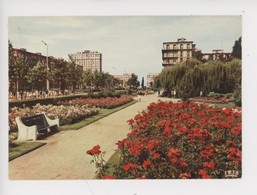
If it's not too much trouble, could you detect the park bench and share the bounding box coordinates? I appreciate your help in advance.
[15,113,59,141]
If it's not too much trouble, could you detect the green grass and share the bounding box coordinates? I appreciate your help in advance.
[9,142,46,161]
[205,101,237,108]
[59,100,137,130]
[94,149,121,179]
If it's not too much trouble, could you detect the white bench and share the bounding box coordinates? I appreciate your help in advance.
[15,113,59,141]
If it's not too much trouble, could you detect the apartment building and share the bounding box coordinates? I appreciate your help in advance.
[202,49,232,62]
[113,73,133,88]
[13,48,50,68]
[162,38,196,67]
[147,73,159,88]
[71,50,102,72]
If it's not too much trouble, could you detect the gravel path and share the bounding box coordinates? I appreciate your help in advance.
[9,93,179,180]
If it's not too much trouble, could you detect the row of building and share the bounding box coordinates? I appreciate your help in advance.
[12,37,232,89]
[147,38,233,87]
[162,37,232,67]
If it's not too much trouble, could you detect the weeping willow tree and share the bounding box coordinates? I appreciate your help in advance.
[156,58,241,101]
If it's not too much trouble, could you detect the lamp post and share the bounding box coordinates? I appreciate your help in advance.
[41,40,49,91]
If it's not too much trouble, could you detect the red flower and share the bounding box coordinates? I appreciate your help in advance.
[143,160,151,168]
[179,173,192,179]
[153,153,160,159]
[228,147,242,164]
[198,169,208,176]
[86,145,101,155]
[203,161,215,170]
[123,163,134,172]
[103,175,115,179]
[123,163,139,171]
[202,175,211,179]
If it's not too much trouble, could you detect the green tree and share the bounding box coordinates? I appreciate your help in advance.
[26,61,47,91]
[127,73,139,88]
[157,59,241,100]
[141,77,144,89]
[49,58,69,91]
[9,42,29,98]
[82,69,94,91]
[232,37,242,59]
[66,61,83,93]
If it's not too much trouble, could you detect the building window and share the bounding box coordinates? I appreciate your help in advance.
[180,44,183,49]
[173,44,176,49]
[180,52,183,57]
[166,45,170,49]
[187,44,190,49]
[187,51,190,57]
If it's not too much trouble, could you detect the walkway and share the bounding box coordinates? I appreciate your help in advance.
[9,93,179,180]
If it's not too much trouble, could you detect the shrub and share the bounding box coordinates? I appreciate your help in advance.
[112,101,241,179]
[57,95,134,109]
[9,103,100,131]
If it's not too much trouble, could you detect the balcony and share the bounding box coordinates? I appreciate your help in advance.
[163,56,179,59]
[162,62,174,67]
[162,48,193,52]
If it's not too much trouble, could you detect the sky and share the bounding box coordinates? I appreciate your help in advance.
[8,16,241,84]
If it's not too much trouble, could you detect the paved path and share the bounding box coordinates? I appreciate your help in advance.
[9,93,179,180]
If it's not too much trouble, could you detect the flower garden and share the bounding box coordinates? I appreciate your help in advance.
[9,95,134,142]
[88,100,242,179]
[189,96,234,104]
[57,95,134,109]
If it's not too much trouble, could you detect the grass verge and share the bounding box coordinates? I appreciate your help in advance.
[59,100,137,130]
[205,101,237,108]
[94,149,121,179]
[9,142,46,161]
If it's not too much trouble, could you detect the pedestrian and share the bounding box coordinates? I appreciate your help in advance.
[174,89,176,98]
[138,91,142,102]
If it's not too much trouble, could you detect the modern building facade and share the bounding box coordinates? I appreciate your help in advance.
[71,50,102,72]
[202,49,232,62]
[113,73,133,88]
[162,38,197,67]
[147,73,159,88]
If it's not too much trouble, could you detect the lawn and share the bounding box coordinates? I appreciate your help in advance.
[59,100,137,130]
[9,142,46,161]
[9,100,137,160]
[205,101,237,108]
[94,149,121,179]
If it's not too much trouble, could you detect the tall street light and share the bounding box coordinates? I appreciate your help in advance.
[41,40,49,91]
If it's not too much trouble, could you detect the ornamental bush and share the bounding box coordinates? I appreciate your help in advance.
[112,101,241,179]
[57,95,134,109]
[9,103,100,131]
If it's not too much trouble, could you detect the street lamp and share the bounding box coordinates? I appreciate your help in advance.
[41,40,49,91]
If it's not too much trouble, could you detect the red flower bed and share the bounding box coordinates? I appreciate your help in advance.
[189,97,234,104]
[57,95,133,109]
[112,101,241,179]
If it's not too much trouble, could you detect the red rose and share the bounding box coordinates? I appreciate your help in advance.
[143,160,151,168]
[103,175,115,179]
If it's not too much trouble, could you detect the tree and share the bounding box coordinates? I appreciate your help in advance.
[49,58,69,91]
[141,77,144,89]
[157,59,241,100]
[26,61,47,91]
[9,41,29,98]
[127,73,139,88]
[82,69,94,91]
[66,61,83,93]
[232,37,242,59]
